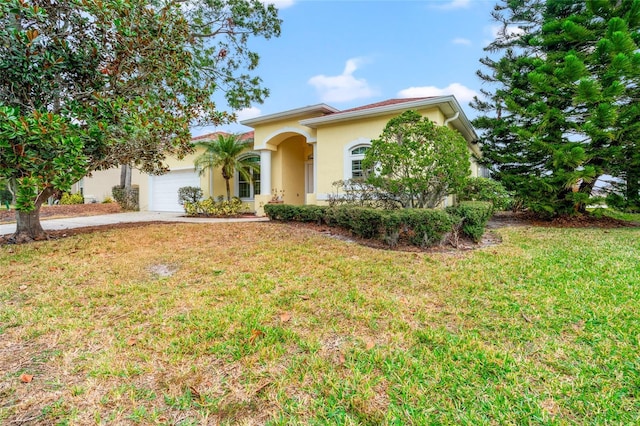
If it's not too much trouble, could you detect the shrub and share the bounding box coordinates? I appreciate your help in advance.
[264,203,298,221]
[102,196,114,204]
[380,210,403,247]
[332,206,384,239]
[60,192,84,205]
[293,205,328,223]
[178,186,203,206]
[398,208,459,247]
[112,185,139,210]
[447,201,494,243]
[184,197,247,217]
[458,177,512,211]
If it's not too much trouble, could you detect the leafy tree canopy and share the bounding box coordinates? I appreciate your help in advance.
[473,0,640,217]
[0,0,280,241]
[362,110,470,209]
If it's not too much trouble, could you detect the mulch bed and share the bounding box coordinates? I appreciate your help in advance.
[0,203,122,224]
[490,210,640,229]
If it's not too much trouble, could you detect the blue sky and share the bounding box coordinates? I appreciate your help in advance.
[193,0,500,136]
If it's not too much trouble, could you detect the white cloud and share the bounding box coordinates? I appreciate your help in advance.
[483,24,525,46]
[489,24,525,39]
[431,0,471,10]
[261,0,295,9]
[452,37,471,46]
[308,58,378,103]
[235,106,262,121]
[481,24,524,47]
[397,83,478,103]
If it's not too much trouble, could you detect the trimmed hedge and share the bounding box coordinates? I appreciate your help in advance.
[397,208,458,247]
[294,205,329,223]
[447,201,494,243]
[264,203,328,223]
[329,206,385,239]
[264,203,491,248]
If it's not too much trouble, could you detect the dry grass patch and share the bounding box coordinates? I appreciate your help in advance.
[1,222,639,424]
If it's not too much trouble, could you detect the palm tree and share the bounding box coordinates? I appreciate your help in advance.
[194,133,259,201]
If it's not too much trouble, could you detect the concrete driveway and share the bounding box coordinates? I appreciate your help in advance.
[0,211,268,236]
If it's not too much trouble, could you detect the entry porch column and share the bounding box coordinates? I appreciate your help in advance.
[259,149,272,197]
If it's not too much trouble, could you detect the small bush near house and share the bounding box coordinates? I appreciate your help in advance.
[447,201,494,243]
[112,185,139,211]
[263,203,297,221]
[324,206,386,239]
[60,192,84,205]
[178,186,203,205]
[263,204,329,223]
[102,196,114,204]
[458,177,512,211]
[290,205,328,224]
[398,208,459,247]
[184,197,248,217]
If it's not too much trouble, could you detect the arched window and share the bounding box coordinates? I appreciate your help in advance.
[236,155,261,199]
[343,138,372,180]
[349,145,369,179]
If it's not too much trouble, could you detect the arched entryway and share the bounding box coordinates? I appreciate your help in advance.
[257,128,315,208]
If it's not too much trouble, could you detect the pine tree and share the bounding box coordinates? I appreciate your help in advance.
[473,0,640,216]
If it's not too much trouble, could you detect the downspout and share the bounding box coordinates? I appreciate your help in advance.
[444,111,459,127]
[444,111,462,207]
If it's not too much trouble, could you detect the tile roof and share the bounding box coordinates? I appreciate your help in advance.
[191,130,254,142]
[335,97,435,115]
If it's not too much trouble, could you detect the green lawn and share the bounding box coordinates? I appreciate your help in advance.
[590,207,640,223]
[1,222,639,424]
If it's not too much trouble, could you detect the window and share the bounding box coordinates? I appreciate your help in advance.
[237,155,260,199]
[343,138,372,180]
[350,145,369,179]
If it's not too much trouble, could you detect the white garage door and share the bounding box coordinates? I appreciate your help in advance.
[150,169,200,212]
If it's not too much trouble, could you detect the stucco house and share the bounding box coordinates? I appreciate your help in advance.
[80,96,481,215]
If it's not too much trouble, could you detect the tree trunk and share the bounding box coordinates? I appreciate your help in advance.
[120,164,127,187]
[578,180,595,214]
[225,178,231,201]
[6,179,16,205]
[10,187,53,243]
[120,164,132,189]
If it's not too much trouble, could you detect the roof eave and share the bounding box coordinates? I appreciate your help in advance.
[298,97,451,128]
[299,95,479,143]
[240,104,339,127]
